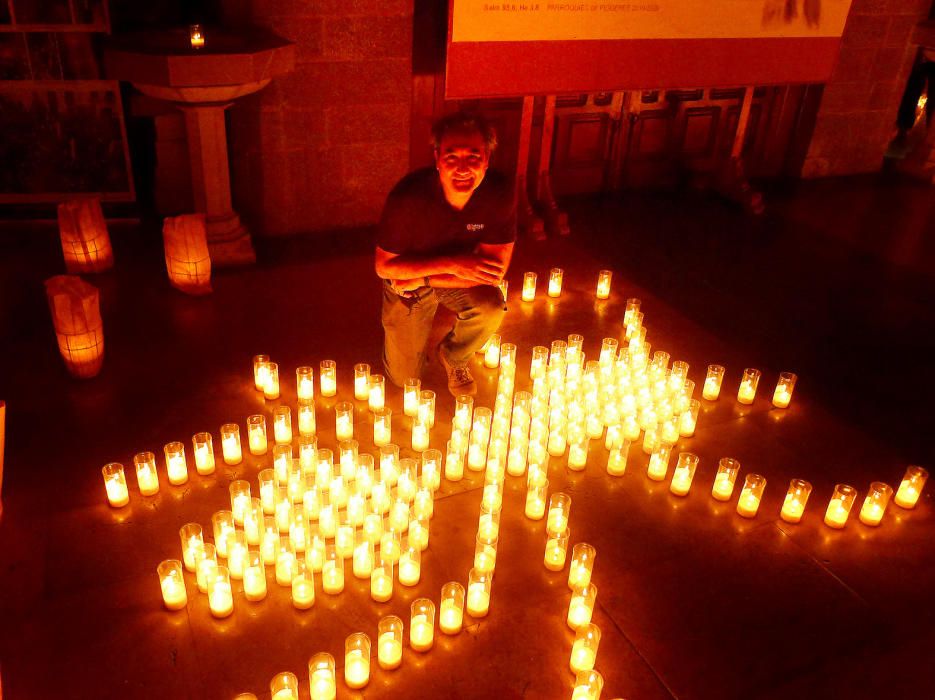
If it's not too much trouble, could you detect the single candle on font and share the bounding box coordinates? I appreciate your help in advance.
[736,473,767,518]
[220,423,243,465]
[522,271,537,302]
[894,465,928,509]
[247,414,268,456]
[344,633,371,690]
[772,371,797,408]
[596,270,612,299]
[859,481,893,526]
[439,581,465,634]
[378,615,404,670]
[410,598,435,652]
[192,431,216,475]
[133,451,160,496]
[157,559,187,610]
[308,653,336,700]
[269,672,299,700]
[780,479,812,523]
[570,623,601,674]
[466,568,492,617]
[189,23,204,48]
[712,457,740,501]
[544,528,570,571]
[824,483,858,529]
[319,360,337,397]
[548,267,564,297]
[102,462,129,507]
[568,543,596,589]
[737,368,761,405]
[525,479,549,520]
[567,583,597,631]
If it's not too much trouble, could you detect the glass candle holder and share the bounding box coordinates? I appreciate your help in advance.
[270,672,299,700]
[669,452,699,496]
[219,423,243,465]
[378,615,404,670]
[473,534,498,574]
[370,556,394,602]
[568,542,596,590]
[190,431,215,475]
[547,492,571,535]
[334,519,355,559]
[402,377,421,417]
[299,435,318,471]
[380,529,402,564]
[368,374,386,412]
[339,439,358,481]
[418,390,436,428]
[859,482,892,527]
[525,479,549,520]
[567,582,597,630]
[322,545,345,594]
[596,269,612,299]
[244,497,263,544]
[623,297,641,325]
[275,536,297,586]
[163,442,188,486]
[244,550,267,601]
[625,311,643,341]
[344,633,371,690]
[329,401,352,441]
[189,23,204,48]
[607,441,630,477]
[195,543,217,593]
[353,533,375,579]
[421,449,442,491]
[291,561,315,609]
[894,465,928,509]
[712,457,740,502]
[263,362,280,400]
[411,416,430,452]
[352,363,371,402]
[737,473,767,518]
[824,484,858,529]
[478,506,500,541]
[439,581,465,634]
[484,333,502,368]
[370,406,391,447]
[247,415,268,456]
[179,522,204,572]
[273,406,293,445]
[702,364,725,400]
[772,372,797,408]
[102,462,129,507]
[679,399,700,438]
[522,271,537,302]
[568,437,589,470]
[157,559,187,611]
[297,402,317,437]
[379,444,400,485]
[737,368,761,404]
[256,468,275,514]
[572,670,604,700]
[227,530,249,580]
[466,567,492,618]
[229,479,251,524]
[398,544,421,586]
[410,598,435,652]
[530,345,550,380]
[134,451,160,496]
[319,360,337,397]
[647,443,673,481]
[413,487,435,521]
[544,528,570,571]
[208,565,234,618]
[781,479,812,523]
[275,486,293,533]
[253,354,270,390]
[308,653,336,700]
[548,267,564,297]
[296,365,315,402]
[306,531,326,572]
[570,623,601,674]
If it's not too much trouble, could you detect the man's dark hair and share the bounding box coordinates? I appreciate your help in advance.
[431,111,498,154]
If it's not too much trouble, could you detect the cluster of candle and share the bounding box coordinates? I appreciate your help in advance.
[519,268,615,302]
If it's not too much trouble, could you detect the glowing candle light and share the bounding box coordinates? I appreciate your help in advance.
[291,561,315,609]
[894,465,927,509]
[547,267,564,297]
[478,506,500,541]
[623,297,641,326]
[350,362,370,402]
[398,458,418,501]
[229,479,251,524]
[484,333,501,368]
[322,545,344,594]
[544,528,570,571]
[133,451,160,496]
[244,497,263,544]
[157,559,187,610]
[737,473,767,518]
[522,271,537,302]
[334,401,354,441]
[857,481,891,526]
[227,531,249,579]
[737,368,761,404]
[308,653,336,700]
[335,520,355,559]
[595,269,612,299]
[547,492,571,535]
[299,435,318,471]
[195,543,217,593]
[246,415,268,456]
[319,360,337,397]
[380,530,402,564]
[607,441,630,476]
[410,599,435,652]
[567,583,597,631]
[220,423,242,465]
[353,535,374,579]
[368,374,385,412]
[413,487,435,521]
[344,633,371,689]
[712,457,740,501]
[702,364,725,400]
[647,443,672,481]
[679,399,700,438]
[190,431,215,475]
[263,362,280,400]
[466,568,491,618]
[189,23,204,48]
[473,534,498,574]
[824,484,857,529]
[568,545,597,593]
[570,623,601,674]
[102,463,129,507]
[371,481,392,516]
[572,669,604,700]
[274,486,293,533]
[273,406,292,444]
[275,537,297,586]
[306,531,326,571]
[525,479,549,520]
[208,565,234,618]
[371,557,394,602]
[378,616,404,670]
[411,416,430,452]
[253,354,270,391]
[669,452,699,496]
[179,523,204,572]
[243,550,267,601]
[568,437,589,470]
[270,672,299,700]
[398,544,421,586]
[162,442,188,486]
[400,377,420,417]
[372,406,392,447]
[780,479,812,523]
[296,365,315,401]
[772,372,797,408]
[296,402,316,437]
[439,581,465,634]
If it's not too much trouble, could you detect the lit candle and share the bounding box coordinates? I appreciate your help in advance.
[607,442,630,476]
[567,583,597,630]
[371,560,394,602]
[398,546,421,586]
[373,407,392,447]
[647,443,672,481]
[368,374,385,412]
[737,474,767,518]
[484,333,501,368]
[596,270,612,299]
[572,669,604,700]
[296,365,315,401]
[824,484,857,529]
[275,537,297,586]
[243,551,267,601]
[353,363,370,401]
[702,364,725,400]
[263,362,280,400]
[466,568,491,617]
[679,399,700,438]
[208,566,234,618]
[547,267,564,297]
[247,415,268,456]
[353,538,374,579]
[102,463,129,507]
[335,402,354,441]
[319,360,337,397]
[378,616,404,670]
[308,653,336,700]
[546,492,571,535]
[380,530,401,564]
[737,368,761,404]
[133,451,160,496]
[409,599,435,652]
[322,547,345,594]
[772,372,797,408]
[478,508,500,540]
[344,633,371,689]
[440,582,465,634]
[780,479,812,523]
[894,465,927,509]
[522,271,537,302]
[273,406,292,444]
[253,354,270,390]
[473,536,497,574]
[544,529,569,571]
[669,452,699,496]
[712,457,740,501]
[859,482,892,526]
[567,543,596,589]
[220,423,242,465]
[291,562,315,609]
[403,377,421,417]
[568,437,589,470]
[227,531,249,579]
[298,402,316,436]
[229,479,251,524]
[525,480,548,520]
[270,672,299,700]
[195,543,217,593]
[569,623,600,674]
[179,523,204,572]
[412,417,430,452]
[190,431,215,475]
[157,560,187,611]
[189,24,204,48]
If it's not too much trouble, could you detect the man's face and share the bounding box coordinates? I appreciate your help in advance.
[435,129,490,201]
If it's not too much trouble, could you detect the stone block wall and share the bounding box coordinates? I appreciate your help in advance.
[227,1,414,235]
[803,0,933,177]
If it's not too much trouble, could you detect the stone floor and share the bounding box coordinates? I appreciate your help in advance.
[0,174,933,699]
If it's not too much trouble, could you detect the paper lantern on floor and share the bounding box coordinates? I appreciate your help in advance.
[45,275,104,378]
[57,198,114,274]
[163,214,212,295]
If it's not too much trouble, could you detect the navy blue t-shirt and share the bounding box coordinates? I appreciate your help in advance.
[377,167,516,256]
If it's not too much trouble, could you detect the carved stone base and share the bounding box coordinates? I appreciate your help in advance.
[206,212,256,266]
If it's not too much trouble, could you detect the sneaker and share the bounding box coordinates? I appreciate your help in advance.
[437,342,477,396]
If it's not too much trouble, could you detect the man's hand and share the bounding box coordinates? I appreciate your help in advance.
[447,253,505,285]
[389,278,423,295]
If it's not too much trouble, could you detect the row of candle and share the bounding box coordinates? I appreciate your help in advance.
[518,268,615,302]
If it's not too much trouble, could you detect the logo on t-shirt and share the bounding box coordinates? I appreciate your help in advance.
[466,223,485,231]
